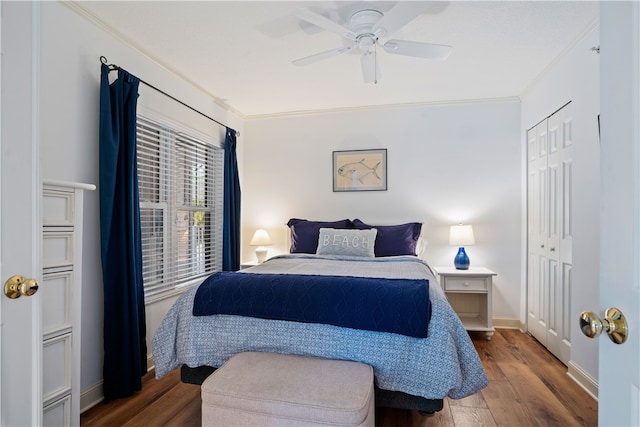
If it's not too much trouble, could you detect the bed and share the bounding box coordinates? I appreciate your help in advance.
[152,248,488,413]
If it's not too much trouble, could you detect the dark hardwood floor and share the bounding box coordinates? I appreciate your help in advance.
[81,329,597,426]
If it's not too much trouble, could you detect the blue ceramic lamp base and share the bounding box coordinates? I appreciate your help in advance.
[454,247,470,270]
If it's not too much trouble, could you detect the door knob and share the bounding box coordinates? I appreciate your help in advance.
[3,275,39,299]
[579,307,628,344]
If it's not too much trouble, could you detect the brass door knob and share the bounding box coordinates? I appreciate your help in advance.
[579,307,628,344]
[3,275,39,299]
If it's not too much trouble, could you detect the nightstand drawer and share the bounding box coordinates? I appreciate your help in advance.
[444,277,488,291]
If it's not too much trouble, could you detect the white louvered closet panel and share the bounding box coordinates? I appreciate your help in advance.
[42,180,95,426]
[527,103,573,365]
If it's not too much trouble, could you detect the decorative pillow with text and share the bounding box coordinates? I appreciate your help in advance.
[316,228,378,257]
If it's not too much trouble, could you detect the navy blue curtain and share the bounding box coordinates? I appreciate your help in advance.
[99,63,147,400]
[223,127,241,271]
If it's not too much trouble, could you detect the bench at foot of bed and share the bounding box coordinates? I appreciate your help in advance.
[181,362,444,415]
[200,352,374,426]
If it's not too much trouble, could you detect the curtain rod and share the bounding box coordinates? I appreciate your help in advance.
[100,56,239,137]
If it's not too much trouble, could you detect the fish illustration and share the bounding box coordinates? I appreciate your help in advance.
[337,159,381,183]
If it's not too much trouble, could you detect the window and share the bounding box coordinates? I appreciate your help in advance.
[137,115,224,299]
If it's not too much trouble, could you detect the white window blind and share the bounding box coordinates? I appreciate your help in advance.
[137,115,224,299]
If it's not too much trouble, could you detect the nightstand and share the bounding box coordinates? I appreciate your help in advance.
[240,260,260,269]
[433,266,496,340]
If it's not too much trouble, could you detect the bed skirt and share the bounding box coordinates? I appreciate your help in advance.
[180,364,444,413]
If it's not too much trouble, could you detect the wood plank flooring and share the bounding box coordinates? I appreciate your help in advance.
[81,329,597,426]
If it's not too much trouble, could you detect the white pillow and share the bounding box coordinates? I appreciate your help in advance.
[316,228,377,257]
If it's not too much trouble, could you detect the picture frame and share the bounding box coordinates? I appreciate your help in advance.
[333,149,387,192]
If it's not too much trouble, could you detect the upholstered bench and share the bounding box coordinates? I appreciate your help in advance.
[201,352,375,426]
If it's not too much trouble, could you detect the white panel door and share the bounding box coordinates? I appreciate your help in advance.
[598,2,640,425]
[527,103,573,366]
[528,122,549,341]
[0,2,42,426]
[545,110,561,354]
[557,105,573,364]
[546,105,573,365]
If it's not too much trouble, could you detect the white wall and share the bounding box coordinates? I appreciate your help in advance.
[243,100,522,322]
[520,25,600,386]
[39,2,244,407]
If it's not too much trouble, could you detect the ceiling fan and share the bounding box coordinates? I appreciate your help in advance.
[292,2,452,84]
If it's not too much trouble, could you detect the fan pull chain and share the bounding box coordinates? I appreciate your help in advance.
[374,43,378,85]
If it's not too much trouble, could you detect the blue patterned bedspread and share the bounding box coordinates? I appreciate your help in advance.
[152,254,488,400]
[193,272,431,338]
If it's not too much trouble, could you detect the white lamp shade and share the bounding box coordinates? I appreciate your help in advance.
[449,224,475,246]
[250,229,272,246]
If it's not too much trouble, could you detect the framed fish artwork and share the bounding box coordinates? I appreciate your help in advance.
[333,149,387,192]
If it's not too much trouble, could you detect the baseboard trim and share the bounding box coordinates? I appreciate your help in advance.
[567,360,598,401]
[493,317,523,330]
[81,356,155,414]
[80,381,104,414]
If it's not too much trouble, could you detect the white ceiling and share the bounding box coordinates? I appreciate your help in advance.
[77,1,599,118]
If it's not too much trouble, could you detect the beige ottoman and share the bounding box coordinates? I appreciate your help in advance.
[201,352,375,426]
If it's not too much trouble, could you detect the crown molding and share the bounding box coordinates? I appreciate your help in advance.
[244,96,521,120]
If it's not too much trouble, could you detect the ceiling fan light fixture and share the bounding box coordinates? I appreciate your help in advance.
[357,34,376,52]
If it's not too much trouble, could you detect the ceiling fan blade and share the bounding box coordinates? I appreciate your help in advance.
[292,45,353,66]
[372,2,433,38]
[360,50,380,84]
[295,8,356,40]
[383,39,452,60]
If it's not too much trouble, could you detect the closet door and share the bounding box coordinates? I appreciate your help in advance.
[527,103,573,366]
[527,121,549,342]
[545,105,573,364]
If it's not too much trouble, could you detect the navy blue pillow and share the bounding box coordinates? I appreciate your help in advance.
[287,218,353,254]
[352,219,422,257]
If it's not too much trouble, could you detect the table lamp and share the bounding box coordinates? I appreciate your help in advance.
[250,229,272,263]
[449,224,475,270]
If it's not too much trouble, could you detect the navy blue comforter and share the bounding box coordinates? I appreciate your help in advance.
[193,272,431,338]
